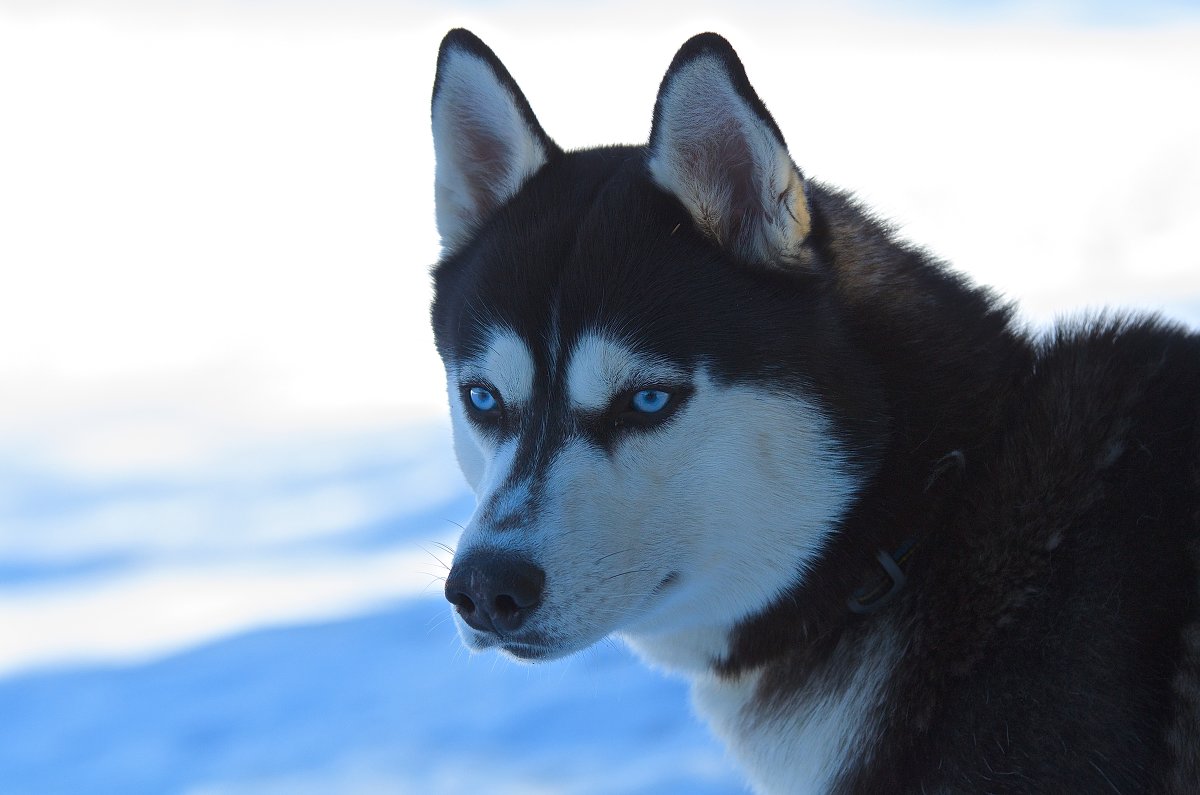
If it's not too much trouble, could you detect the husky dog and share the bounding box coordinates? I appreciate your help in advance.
[429,29,1200,793]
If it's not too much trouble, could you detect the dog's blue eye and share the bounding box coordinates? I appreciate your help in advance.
[468,386,498,412]
[631,389,670,414]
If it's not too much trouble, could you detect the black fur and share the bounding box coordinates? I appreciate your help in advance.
[431,29,1200,793]
[433,29,561,161]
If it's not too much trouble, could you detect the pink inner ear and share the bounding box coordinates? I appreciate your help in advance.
[676,116,764,248]
[456,114,515,219]
[712,120,764,248]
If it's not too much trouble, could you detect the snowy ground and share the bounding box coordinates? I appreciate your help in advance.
[1,1,1199,793]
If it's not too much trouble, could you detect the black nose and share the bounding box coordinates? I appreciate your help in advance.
[444,551,545,635]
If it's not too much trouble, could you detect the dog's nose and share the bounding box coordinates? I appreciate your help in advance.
[444,552,545,635]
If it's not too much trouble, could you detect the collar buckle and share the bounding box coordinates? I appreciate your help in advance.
[847,545,910,615]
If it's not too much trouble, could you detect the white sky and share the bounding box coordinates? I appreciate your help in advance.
[1,1,1198,477]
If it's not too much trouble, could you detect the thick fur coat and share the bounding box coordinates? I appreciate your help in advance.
[430,29,1200,793]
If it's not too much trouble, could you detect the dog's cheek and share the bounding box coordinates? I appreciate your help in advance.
[580,428,705,614]
[448,396,491,493]
[533,440,652,634]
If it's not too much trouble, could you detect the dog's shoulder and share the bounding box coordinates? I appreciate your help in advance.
[991,314,1200,530]
[876,314,1200,792]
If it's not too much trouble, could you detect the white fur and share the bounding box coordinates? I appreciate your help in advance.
[565,332,683,411]
[449,329,873,788]
[692,628,899,795]
[432,48,548,251]
[448,388,486,491]
[648,55,809,264]
[460,329,537,409]
[450,330,859,669]
[446,329,536,492]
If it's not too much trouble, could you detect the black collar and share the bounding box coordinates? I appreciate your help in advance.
[846,449,966,615]
[847,538,918,614]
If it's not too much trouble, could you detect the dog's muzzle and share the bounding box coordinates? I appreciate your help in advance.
[444,551,545,635]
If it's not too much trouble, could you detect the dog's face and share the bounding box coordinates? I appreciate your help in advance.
[431,31,874,665]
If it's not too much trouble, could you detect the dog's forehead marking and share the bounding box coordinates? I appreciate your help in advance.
[461,328,536,406]
[566,332,683,411]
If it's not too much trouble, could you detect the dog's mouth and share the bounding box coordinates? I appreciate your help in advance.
[499,640,557,661]
[455,568,685,660]
[495,633,588,662]
[460,624,567,661]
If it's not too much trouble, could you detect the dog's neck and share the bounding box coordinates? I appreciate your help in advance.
[621,624,735,677]
[621,441,969,681]
[625,589,907,795]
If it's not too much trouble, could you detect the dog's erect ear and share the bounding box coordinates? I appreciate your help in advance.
[432,29,560,252]
[648,34,811,265]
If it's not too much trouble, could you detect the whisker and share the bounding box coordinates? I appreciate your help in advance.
[417,542,452,571]
[419,575,447,596]
[602,568,656,583]
[593,547,636,565]
[582,605,659,622]
[426,613,455,633]
[416,570,448,582]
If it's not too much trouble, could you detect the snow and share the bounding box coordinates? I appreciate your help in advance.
[0,602,741,795]
[1,1,1198,793]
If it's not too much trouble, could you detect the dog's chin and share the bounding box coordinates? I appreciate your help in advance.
[497,631,607,662]
[456,624,586,662]
[497,641,566,662]
[456,620,609,663]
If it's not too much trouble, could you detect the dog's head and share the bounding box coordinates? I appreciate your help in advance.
[430,30,878,667]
